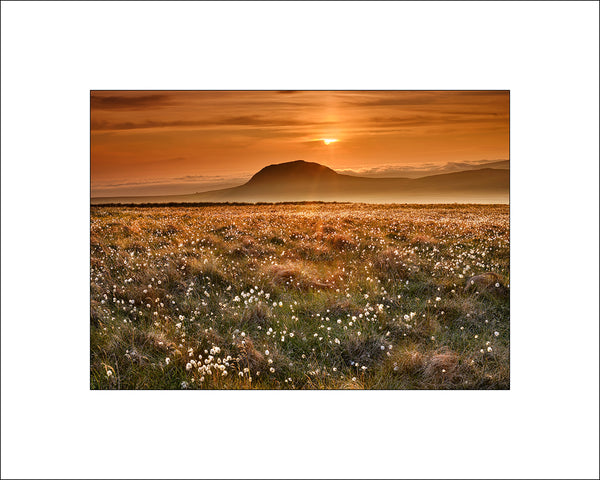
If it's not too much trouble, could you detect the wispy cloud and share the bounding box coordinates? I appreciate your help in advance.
[336,159,509,179]
[91,115,334,131]
[92,172,252,196]
[343,90,509,107]
[90,93,175,110]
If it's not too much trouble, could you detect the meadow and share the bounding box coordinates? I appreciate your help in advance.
[90,203,509,389]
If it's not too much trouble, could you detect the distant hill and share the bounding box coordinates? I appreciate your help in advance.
[246,160,340,184]
[91,159,509,204]
[476,159,509,170]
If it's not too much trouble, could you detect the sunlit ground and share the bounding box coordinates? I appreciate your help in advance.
[90,203,509,389]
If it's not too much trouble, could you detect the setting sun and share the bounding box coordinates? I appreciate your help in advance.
[322,138,338,145]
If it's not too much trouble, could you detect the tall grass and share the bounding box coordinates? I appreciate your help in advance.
[90,203,510,389]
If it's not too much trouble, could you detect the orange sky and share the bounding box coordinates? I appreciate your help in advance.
[91,90,509,196]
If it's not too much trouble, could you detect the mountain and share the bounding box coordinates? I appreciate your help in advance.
[91,160,509,204]
[246,160,340,185]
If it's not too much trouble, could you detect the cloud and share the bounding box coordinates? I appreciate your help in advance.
[92,173,252,196]
[345,96,440,107]
[95,173,245,188]
[90,115,334,131]
[90,94,174,110]
[343,91,509,107]
[336,159,509,179]
[364,112,506,129]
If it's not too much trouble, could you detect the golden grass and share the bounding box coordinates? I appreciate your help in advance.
[90,203,510,390]
[265,262,333,290]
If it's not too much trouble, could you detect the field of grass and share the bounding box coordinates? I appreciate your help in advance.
[90,203,509,389]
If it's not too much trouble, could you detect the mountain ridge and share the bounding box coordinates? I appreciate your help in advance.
[92,159,509,204]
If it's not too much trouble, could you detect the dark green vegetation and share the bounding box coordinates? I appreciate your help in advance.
[91,203,509,389]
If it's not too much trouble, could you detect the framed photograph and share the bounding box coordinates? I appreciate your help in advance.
[3,2,597,478]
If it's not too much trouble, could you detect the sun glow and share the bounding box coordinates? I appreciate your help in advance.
[322,138,338,145]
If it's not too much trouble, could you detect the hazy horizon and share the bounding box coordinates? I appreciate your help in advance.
[92,157,509,198]
[91,90,509,199]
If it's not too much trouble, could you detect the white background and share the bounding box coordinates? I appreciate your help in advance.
[1,2,598,479]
